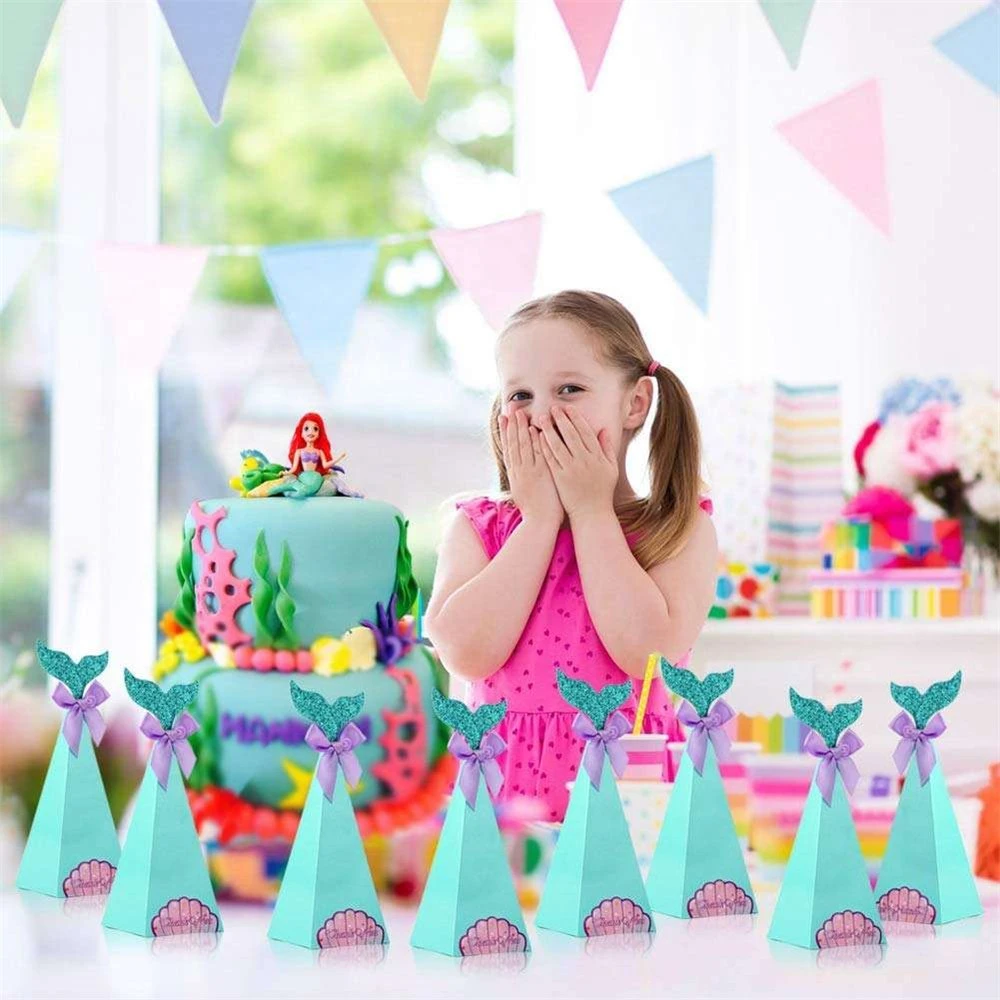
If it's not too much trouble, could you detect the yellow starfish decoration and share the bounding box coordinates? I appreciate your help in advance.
[277,756,365,809]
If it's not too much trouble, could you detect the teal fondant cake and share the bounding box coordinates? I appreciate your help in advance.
[153,414,450,898]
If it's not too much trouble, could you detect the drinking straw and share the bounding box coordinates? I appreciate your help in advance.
[632,653,658,735]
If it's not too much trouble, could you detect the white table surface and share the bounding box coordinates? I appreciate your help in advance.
[3,885,998,1000]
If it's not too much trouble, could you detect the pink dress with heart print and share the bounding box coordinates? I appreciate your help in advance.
[455,495,713,822]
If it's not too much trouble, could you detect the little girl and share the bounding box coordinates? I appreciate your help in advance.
[425,291,717,821]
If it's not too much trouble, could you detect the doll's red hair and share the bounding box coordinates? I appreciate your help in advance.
[288,412,332,470]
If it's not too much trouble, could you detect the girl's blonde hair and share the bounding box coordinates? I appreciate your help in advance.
[489,290,703,570]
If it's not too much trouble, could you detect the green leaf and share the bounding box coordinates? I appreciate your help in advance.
[274,541,299,650]
[393,516,420,614]
[432,688,506,750]
[890,671,962,730]
[289,680,364,741]
[555,670,632,729]
[172,524,196,632]
[251,530,276,647]
[35,642,108,699]
[124,669,199,728]
[660,660,734,718]
[789,688,862,748]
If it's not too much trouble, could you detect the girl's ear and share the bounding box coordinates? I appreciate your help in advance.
[624,376,654,431]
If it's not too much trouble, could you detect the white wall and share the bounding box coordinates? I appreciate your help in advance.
[515,0,1000,444]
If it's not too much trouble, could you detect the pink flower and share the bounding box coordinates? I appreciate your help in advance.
[899,404,957,479]
[853,421,881,480]
[842,486,915,540]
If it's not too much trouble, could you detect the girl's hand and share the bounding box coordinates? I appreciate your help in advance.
[539,405,618,520]
[501,410,563,529]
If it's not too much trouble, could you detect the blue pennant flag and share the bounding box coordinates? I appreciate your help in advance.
[758,0,816,70]
[934,3,1000,96]
[157,0,256,123]
[260,240,380,397]
[610,155,715,314]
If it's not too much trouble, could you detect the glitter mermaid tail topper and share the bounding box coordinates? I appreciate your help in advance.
[103,671,222,939]
[536,672,653,938]
[411,693,529,957]
[16,643,121,898]
[646,661,755,920]
[768,690,883,951]
[269,682,388,950]
[875,672,981,925]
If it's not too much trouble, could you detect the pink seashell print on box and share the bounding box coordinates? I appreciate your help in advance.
[582,897,652,937]
[315,909,386,949]
[815,909,883,949]
[458,916,528,956]
[876,886,936,925]
[62,859,117,897]
[686,880,754,918]
[150,896,220,936]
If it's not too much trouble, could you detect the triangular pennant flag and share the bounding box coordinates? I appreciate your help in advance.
[156,0,255,123]
[537,755,653,937]
[269,684,387,950]
[758,0,815,70]
[934,3,1000,96]
[96,243,208,370]
[553,0,624,91]
[0,227,42,310]
[431,213,542,330]
[364,0,450,101]
[874,674,982,925]
[610,156,714,313]
[103,673,222,938]
[0,0,62,127]
[768,692,883,950]
[259,240,379,398]
[16,644,120,899]
[646,663,755,920]
[777,79,891,236]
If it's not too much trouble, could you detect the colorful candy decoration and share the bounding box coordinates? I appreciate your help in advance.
[874,673,982,925]
[268,682,387,950]
[16,642,121,899]
[709,562,779,618]
[646,662,755,920]
[411,693,529,957]
[768,691,883,950]
[536,672,652,938]
[103,673,222,939]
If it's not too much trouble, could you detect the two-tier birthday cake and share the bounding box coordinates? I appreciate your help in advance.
[153,414,453,899]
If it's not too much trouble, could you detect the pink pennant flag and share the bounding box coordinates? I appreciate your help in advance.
[431,213,543,330]
[96,243,208,369]
[776,79,891,235]
[553,0,624,90]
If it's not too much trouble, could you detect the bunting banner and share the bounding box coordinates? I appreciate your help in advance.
[431,213,543,330]
[364,0,450,102]
[609,154,714,314]
[260,240,379,397]
[553,0,624,91]
[757,0,815,70]
[933,3,1000,96]
[96,244,208,370]
[0,227,42,310]
[0,0,63,128]
[777,79,891,236]
[157,0,256,124]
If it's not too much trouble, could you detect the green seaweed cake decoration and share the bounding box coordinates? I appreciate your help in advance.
[660,661,734,719]
[172,525,197,633]
[890,671,962,730]
[251,531,299,650]
[393,516,420,615]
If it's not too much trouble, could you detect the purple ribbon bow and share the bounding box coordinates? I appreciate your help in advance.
[52,681,109,756]
[140,712,199,790]
[573,710,629,790]
[890,711,945,786]
[804,728,863,806]
[677,698,734,775]
[449,731,505,808]
[305,722,366,800]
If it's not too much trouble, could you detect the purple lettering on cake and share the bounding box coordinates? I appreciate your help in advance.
[219,714,371,747]
[220,713,248,742]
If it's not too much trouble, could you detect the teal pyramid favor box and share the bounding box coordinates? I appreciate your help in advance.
[103,671,222,938]
[411,692,529,957]
[268,682,387,949]
[646,663,755,919]
[536,672,653,937]
[768,690,883,950]
[17,643,120,898]
[874,672,982,926]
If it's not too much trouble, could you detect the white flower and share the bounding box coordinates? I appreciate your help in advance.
[863,416,916,496]
[967,478,1000,523]
[955,393,1000,485]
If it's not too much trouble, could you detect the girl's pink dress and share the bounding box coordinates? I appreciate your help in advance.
[456,495,712,822]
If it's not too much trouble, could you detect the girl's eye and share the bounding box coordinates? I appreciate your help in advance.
[558,385,583,395]
[509,391,531,402]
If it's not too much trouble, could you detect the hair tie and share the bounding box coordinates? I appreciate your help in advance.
[647,360,661,376]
